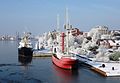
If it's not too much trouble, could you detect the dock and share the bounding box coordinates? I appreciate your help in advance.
[33,50,52,57]
[90,62,120,77]
[79,59,120,77]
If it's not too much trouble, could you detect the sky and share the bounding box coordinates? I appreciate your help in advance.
[0,0,120,35]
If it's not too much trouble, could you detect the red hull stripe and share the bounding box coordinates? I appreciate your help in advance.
[52,54,77,69]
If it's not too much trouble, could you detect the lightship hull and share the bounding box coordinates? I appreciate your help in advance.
[52,54,78,69]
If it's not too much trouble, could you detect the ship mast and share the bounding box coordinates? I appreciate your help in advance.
[65,8,70,55]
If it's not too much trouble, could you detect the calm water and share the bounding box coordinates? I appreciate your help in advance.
[0,41,120,83]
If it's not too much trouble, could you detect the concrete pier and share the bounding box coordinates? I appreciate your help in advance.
[33,50,52,57]
[90,62,120,77]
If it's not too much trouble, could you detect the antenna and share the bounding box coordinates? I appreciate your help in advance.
[65,8,69,30]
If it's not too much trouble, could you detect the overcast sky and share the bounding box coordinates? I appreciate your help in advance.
[0,0,120,35]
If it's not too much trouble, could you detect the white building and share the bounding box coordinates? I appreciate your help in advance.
[88,25,109,42]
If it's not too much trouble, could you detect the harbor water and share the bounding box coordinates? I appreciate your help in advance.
[0,41,120,83]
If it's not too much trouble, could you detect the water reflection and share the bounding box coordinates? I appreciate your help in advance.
[52,64,79,83]
[18,55,32,65]
[18,55,34,82]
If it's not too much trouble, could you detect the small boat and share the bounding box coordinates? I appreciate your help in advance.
[18,32,33,57]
